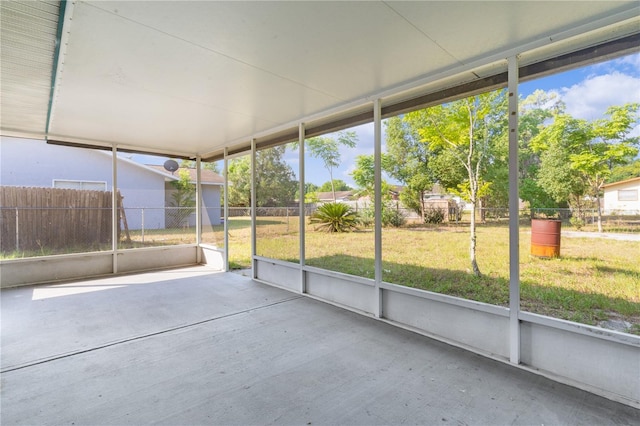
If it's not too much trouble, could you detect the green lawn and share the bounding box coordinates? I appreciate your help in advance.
[243,216,640,333]
[3,215,637,334]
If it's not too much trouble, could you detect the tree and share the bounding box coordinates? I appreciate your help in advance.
[534,125,589,217]
[318,179,351,193]
[254,146,298,207]
[296,182,320,203]
[169,168,196,227]
[227,157,251,207]
[179,159,220,173]
[405,90,508,276]
[532,103,639,231]
[572,103,639,231]
[226,147,298,207]
[384,116,435,221]
[303,131,358,202]
[349,154,393,198]
[609,159,640,183]
[349,154,403,227]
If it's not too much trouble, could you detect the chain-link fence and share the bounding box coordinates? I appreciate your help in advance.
[3,203,637,259]
[0,205,202,257]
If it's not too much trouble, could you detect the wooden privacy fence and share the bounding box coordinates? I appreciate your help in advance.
[0,186,121,253]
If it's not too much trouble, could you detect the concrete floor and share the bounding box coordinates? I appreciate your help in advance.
[1,266,638,425]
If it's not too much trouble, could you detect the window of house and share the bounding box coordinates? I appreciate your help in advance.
[53,179,106,191]
[618,189,638,201]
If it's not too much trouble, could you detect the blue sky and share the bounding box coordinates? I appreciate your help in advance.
[130,52,640,187]
[298,52,640,187]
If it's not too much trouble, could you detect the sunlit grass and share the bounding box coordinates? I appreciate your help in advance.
[2,215,637,333]
[242,217,639,333]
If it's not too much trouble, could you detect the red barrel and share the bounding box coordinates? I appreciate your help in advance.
[531,219,561,258]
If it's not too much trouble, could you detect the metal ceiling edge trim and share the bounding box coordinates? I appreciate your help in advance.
[366,8,640,108]
[382,32,640,119]
[519,32,640,83]
[46,138,194,160]
[45,0,68,135]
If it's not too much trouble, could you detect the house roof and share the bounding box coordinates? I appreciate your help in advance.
[1,1,638,159]
[316,191,354,201]
[602,176,640,189]
[146,165,224,186]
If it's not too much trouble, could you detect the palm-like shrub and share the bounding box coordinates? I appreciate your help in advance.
[310,202,359,233]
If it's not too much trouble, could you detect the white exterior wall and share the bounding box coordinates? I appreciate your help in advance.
[1,137,165,229]
[164,182,221,228]
[603,179,640,214]
[201,184,222,226]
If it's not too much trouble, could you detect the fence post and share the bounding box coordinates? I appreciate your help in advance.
[15,207,19,251]
[141,208,145,243]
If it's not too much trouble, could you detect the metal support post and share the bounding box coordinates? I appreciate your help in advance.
[15,208,19,251]
[250,139,257,279]
[224,148,230,272]
[508,55,521,364]
[196,155,202,263]
[299,122,306,293]
[111,145,118,274]
[374,99,383,318]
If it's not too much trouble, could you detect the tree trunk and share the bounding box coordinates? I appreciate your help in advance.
[329,170,336,203]
[469,198,481,276]
[596,194,603,233]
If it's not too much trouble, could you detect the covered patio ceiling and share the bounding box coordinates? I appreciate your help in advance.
[1,1,639,159]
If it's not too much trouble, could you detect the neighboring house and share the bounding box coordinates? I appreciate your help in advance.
[602,177,640,215]
[0,137,223,229]
[316,191,355,203]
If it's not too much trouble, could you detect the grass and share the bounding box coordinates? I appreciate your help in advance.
[3,215,638,334]
[243,216,640,333]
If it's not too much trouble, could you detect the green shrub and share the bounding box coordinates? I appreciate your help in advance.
[424,207,445,224]
[359,202,406,228]
[570,216,584,230]
[310,202,359,233]
[383,205,406,227]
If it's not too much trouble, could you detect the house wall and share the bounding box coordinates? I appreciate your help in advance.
[603,179,640,214]
[202,185,222,226]
[1,137,165,229]
[164,182,222,228]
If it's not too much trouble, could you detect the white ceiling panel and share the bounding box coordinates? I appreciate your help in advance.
[389,1,637,66]
[2,1,639,157]
[84,1,457,99]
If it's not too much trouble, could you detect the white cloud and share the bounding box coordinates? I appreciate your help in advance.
[560,72,640,120]
[615,52,640,70]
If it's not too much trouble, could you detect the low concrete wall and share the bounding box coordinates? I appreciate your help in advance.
[0,246,198,287]
[0,252,113,287]
[254,259,640,408]
[305,267,376,314]
[520,312,639,407]
[255,257,300,292]
[199,246,225,270]
[117,246,197,273]
[381,283,510,359]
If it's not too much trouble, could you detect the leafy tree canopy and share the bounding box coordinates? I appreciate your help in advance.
[318,179,351,193]
[227,146,298,207]
[179,159,220,173]
[608,159,640,183]
[297,131,358,201]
